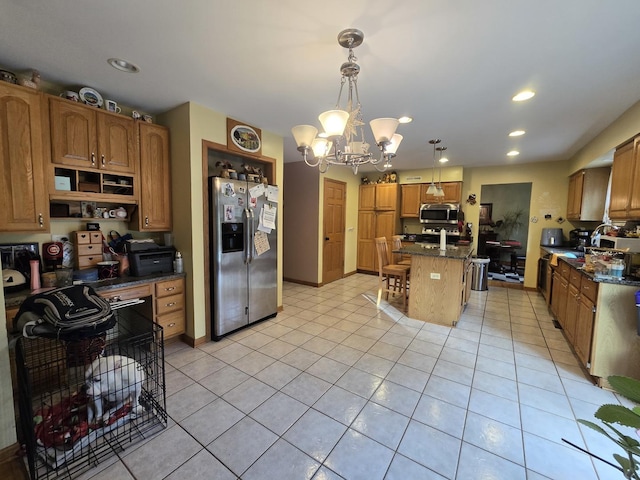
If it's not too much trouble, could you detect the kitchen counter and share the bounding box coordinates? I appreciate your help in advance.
[397,243,474,260]
[395,244,474,327]
[4,272,186,309]
[540,246,640,287]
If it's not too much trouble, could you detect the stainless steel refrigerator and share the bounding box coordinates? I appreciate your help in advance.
[209,176,277,339]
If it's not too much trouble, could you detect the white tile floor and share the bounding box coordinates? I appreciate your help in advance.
[79,274,633,480]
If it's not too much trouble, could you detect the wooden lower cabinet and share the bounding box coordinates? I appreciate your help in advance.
[98,276,185,339]
[564,284,579,344]
[155,277,186,337]
[575,295,595,366]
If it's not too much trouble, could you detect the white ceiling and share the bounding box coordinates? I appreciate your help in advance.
[2,0,640,172]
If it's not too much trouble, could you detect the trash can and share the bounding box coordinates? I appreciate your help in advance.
[471,256,490,291]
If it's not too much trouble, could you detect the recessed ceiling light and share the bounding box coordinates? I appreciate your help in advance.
[509,130,525,137]
[507,150,520,157]
[108,58,140,73]
[398,116,413,124]
[512,90,535,102]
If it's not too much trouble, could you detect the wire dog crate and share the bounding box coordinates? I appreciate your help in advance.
[15,305,167,480]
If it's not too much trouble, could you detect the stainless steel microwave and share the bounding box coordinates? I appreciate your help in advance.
[419,203,461,224]
[598,235,640,253]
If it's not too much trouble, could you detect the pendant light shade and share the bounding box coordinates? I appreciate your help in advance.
[312,138,332,158]
[386,134,403,155]
[319,109,349,137]
[291,125,318,148]
[369,118,400,144]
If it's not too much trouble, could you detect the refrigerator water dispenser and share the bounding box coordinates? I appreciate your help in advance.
[221,223,244,253]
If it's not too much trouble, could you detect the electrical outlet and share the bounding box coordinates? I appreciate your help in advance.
[430,273,441,280]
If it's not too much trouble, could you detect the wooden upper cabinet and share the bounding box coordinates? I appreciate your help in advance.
[401,184,421,217]
[97,113,136,173]
[49,97,136,173]
[359,184,376,210]
[358,183,398,211]
[610,140,634,219]
[422,181,462,204]
[628,138,640,218]
[0,83,48,232]
[566,167,609,221]
[375,184,398,210]
[137,122,171,231]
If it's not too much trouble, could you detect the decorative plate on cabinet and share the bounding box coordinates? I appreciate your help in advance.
[79,87,103,107]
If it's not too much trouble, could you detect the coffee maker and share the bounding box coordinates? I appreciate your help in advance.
[569,228,593,251]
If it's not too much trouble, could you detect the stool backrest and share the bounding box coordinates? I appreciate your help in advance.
[374,237,391,274]
[391,235,403,264]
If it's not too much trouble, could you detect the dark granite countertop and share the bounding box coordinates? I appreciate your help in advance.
[3,272,186,309]
[541,246,640,287]
[396,243,473,260]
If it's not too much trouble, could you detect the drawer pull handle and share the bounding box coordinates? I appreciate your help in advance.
[165,287,176,291]
[101,155,105,167]
[165,302,176,307]
[168,323,176,328]
[91,153,96,166]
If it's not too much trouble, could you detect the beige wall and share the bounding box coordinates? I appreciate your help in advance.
[160,102,283,340]
[282,163,361,284]
[321,168,362,278]
[463,160,571,288]
[569,98,640,173]
[283,162,320,283]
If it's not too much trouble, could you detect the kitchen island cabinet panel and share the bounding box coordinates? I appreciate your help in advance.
[396,244,472,326]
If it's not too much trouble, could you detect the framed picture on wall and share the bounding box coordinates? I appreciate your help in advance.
[479,203,492,225]
[227,118,262,156]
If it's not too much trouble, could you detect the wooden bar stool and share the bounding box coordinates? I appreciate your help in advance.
[374,237,410,311]
[392,235,412,266]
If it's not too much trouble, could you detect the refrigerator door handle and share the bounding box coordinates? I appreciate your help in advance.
[248,209,255,263]
[243,208,251,264]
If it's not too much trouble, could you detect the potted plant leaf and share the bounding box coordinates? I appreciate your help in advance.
[494,208,525,241]
[576,375,640,478]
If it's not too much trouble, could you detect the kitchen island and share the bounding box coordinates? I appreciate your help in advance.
[396,243,474,327]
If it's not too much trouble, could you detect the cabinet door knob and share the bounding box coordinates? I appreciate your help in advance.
[91,153,96,166]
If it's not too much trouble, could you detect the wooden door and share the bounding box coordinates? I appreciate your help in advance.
[0,83,48,232]
[401,184,421,217]
[323,179,346,284]
[138,123,172,231]
[97,112,136,173]
[50,97,98,168]
[357,210,376,271]
[609,140,634,218]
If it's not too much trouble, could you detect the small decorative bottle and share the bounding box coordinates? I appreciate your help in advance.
[30,259,41,290]
[173,251,184,273]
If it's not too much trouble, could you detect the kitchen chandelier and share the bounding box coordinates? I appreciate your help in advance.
[291,28,402,174]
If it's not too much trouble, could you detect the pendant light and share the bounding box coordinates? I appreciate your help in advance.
[426,139,441,195]
[434,146,447,197]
